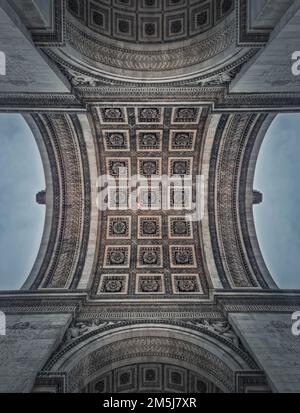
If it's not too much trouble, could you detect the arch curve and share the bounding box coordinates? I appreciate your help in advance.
[21,114,54,289]
[207,113,278,289]
[242,114,277,289]
[43,322,258,393]
[20,113,95,290]
[46,1,258,85]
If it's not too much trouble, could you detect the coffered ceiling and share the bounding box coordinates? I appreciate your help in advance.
[90,105,211,298]
[67,0,234,44]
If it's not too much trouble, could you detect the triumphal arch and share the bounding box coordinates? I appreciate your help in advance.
[0,0,300,393]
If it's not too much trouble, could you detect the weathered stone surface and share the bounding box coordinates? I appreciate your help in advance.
[0,0,300,394]
[229,313,300,393]
[0,314,71,393]
[10,0,52,28]
[231,1,300,93]
[0,0,69,93]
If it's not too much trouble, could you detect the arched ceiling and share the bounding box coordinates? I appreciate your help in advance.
[90,105,210,298]
[67,0,234,45]
[83,362,223,393]
[56,0,246,84]
[43,322,256,393]
[23,109,277,294]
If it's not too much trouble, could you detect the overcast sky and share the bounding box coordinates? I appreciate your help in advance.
[254,114,300,289]
[0,114,299,290]
[0,114,45,290]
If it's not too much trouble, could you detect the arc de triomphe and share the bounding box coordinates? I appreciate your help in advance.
[0,0,300,393]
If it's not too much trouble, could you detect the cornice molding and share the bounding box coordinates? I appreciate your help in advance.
[0,291,299,316]
[66,19,235,73]
[0,88,300,112]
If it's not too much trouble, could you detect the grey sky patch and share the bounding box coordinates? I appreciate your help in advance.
[0,114,45,290]
[254,114,300,289]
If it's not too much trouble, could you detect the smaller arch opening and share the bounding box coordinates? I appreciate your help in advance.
[254,114,300,289]
[0,114,45,290]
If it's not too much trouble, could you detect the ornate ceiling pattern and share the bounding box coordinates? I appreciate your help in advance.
[67,0,234,44]
[2,0,300,395]
[63,20,236,74]
[83,362,223,393]
[24,109,275,293]
[57,0,242,83]
[41,321,262,393]
[90,105,211,298]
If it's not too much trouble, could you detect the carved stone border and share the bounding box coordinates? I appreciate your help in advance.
[33,372,67,393]
[208,113,278,289]
[236,0,269,46]
[46,45,257,87]
[31,0,66,46]
[0,93,83,112]
[235,370,271,393]
[21,114,91,290]
[65,12,236,73]
[0,89,300,112]
[1,291,300,313]
[42,320,259,393]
